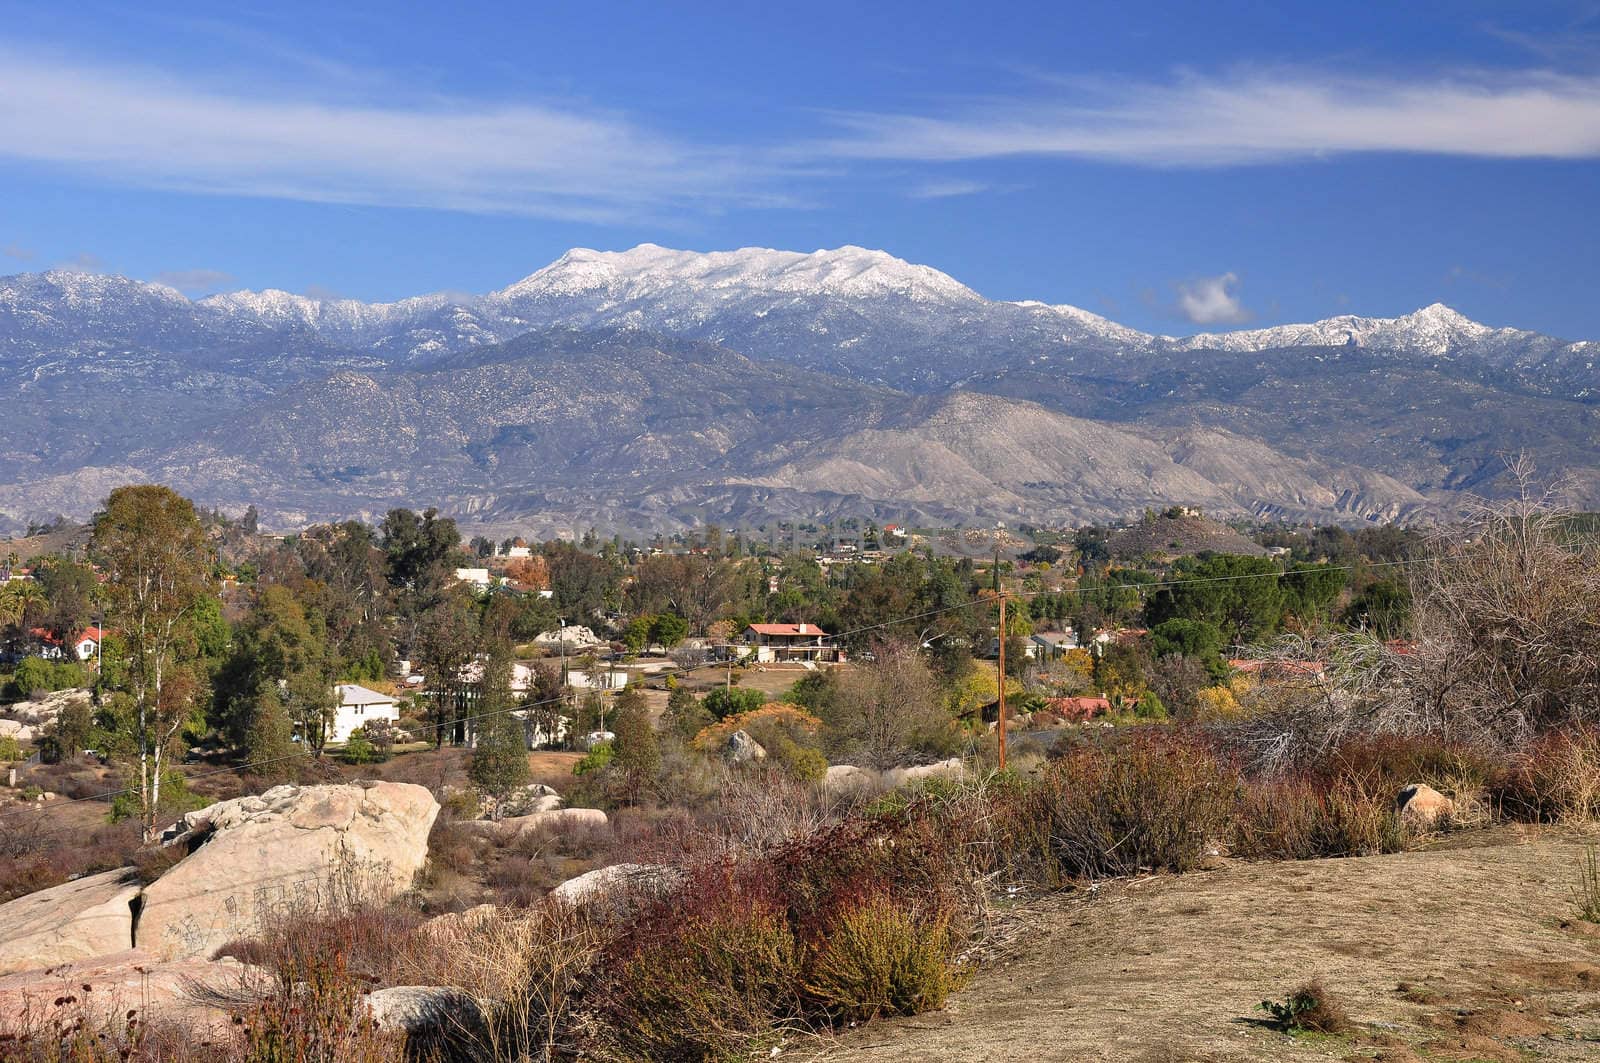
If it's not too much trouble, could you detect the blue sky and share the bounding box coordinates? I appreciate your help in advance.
[2,0,1599,336]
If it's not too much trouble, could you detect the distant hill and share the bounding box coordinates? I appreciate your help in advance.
[1106,510,1270,561]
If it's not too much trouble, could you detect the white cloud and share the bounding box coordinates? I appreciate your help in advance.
[2,244,34,262]
[56,252,106,273]
[0,49,783,223]
[907,178,990,199]
[1177,273,1250,325]
[825,68,1600,165]
[153,268,235,293]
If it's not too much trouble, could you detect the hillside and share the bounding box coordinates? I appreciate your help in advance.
[820,830,1600,1062]
[2,245,1598,531]
[1106,510,1270,560]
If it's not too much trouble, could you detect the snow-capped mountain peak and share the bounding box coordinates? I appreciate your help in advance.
[1177,303,1505,356]
[493,243,982,306]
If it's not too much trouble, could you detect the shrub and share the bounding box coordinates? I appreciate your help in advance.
[702,685,767,720]
[1489,726,1600,823]
[401,902,607,1062]
[1257,978,1350,1034]
[692,703,821,754]
[1018,734,1237,883]
[596,881,803,1061]
[1324,734,1502,805]
[340,727,376,765]
[109,768,208,824]
[9,657,83,700]
[0,734,20,761]
[1232,778,1406,860]
[242,945,403,1062]
[573,741,614,775]
[801,894,962,1021]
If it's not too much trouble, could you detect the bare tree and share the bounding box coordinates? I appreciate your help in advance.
[1228,463,1600,771]
[821,639,950,770]
[1397,466,1600,746]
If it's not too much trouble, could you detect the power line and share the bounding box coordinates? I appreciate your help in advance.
[818,554,1433,646]
[1,554,1433,827]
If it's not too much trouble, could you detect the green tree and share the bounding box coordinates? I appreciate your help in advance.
[92,485,213,841]
[622,616,653,654]
[1342,578,1411,639]
[703,685,766,720]
[648,613,689,649]
[244,680,298,780]
[661,685,713,740]
[1147,555,1285,646]
[1148,618,1230,680]
[417,592,480,746]
[610,686,660,800]
[469,642,528,816]
[216,585,334,752]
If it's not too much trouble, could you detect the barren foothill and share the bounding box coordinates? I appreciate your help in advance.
[812,828,1600,1062]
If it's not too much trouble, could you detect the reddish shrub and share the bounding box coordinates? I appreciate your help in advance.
[1018,733,1238,883]
[1489,726,1600,823]
[1232,777,1406,859]
[594,869,803,1061]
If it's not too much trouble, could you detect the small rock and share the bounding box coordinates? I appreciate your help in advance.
[1397,783,1454,828]
[365,984,486,1042]
[887,757,967,787]
[823,764,873,791]
[547,863,683,921]
[723,730,767,764]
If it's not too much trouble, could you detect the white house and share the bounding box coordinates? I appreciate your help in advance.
[567,669,628,691]
[453,567,493,590]
[330,683,401,743]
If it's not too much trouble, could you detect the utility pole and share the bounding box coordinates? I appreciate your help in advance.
[997,592,1008,773]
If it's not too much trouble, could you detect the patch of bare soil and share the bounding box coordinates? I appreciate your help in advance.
[805,828,1600,1061]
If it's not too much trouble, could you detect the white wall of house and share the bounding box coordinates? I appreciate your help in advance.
[330,684,400,743]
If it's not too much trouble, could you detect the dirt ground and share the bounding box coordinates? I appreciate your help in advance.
[807,827,1600,1062]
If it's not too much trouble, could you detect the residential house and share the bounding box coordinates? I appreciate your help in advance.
[1044,695,1114,721]
[330,683,401,743]
[1228,658,1327,682]
[70,627,104,662]
[1028,630,1079,661]
[453,567,493,590]
[744,622,837,663]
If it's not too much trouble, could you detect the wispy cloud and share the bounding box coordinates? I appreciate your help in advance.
[907,178,991,199]
[1177,273,1250,325]
[0,48,786,223]
[2,244,34,261]
[56,252,106,273]
[153,268,235,293]
[823,68,1600,165]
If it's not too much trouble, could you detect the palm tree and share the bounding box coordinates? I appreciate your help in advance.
[0,581,45,644]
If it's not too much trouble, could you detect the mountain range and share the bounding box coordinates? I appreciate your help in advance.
[1,244,1595,535]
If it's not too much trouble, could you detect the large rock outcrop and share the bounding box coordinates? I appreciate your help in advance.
[0,868,143,975]
[139,781,438,960]
[0,949,260,1034]
[0,688,93,745]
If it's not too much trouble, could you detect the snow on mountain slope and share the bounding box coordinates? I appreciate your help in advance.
[493,243,983,308]
[1011,300,1155,348]
[197,288,456,340]
[1184,302,1529,357]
